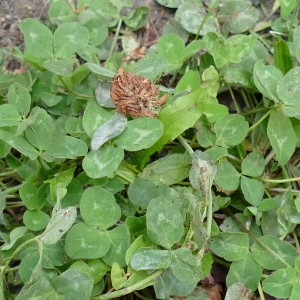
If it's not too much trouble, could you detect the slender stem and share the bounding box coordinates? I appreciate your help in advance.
[206,189,213,240]
[91,269,163,300]
[268,188,300,194]
[2,184,22,195]
[248,109,272,132]
[177,135,194,156]
[257,281,265,300]
[58,76,92,99]
[261,176,300,183]
[0,170,18,177]
[109,18,122,58]
[228,86,241,114]
[195,0,221,40]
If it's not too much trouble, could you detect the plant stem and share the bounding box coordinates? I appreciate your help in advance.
[109,18,122,58]
[248,109,272,132]
[177,135,194,155]
[257,281,265,300]
[92,269,163,300]
[206,189,213,240]
[58,76,93,99]
[261,176,300,183]
[195,0,221,40]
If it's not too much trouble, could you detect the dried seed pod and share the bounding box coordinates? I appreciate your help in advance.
[110,67,167,117]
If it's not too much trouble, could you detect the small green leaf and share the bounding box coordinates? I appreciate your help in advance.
[53,269,93,300]
[182,39,205,61]
[253,60,283,102]
[85,62,116,79]
[111,262,127,290]
[41,202,77,244]
[82,145,124,179]
[279,0,297,17]
[43,136,88,161]
[0,104,21,127]
[158,33,185,65]
[175,0,217,35]
[241,152,265,176]
[19,18,54,59]
[144,88,204,157]
[80,186,121,229]
[227,252,261,291]
[274,36,292,75]
[140,153,191,185]
[174,70,201,93]
[214,114,249,148]
[218,0,259,34]
[42,58,77,76]
[154,269,197,298]
[128,178,161,209]
[24,107,55,151]
[240,176,264,206]
[87,0,119,26]
[130,247,172,270]
[189,150,217,199]
[267,108,296,165]
[83,102,112,137]
[65,223,110,259]
[209,232,249,261]
[170,248,202,284]
[91,113,127,150]
[102,224,131,267]
[258,198,278,212]
[251,235,298,270]
[54,23,89,58]
[204,32,255,68]
[146,197,184,249]
[48,0,77,25]
[262,266,297,298]
[115,118,164,151]
[19,182,44,210]
[123,6,149,31]
[23,210,49,231]
[214,161,240,193]
[277,66,300,117]
[7,83,31,117]
[130,53,169,79]
[17,275,58,299]
[0,129,39,160]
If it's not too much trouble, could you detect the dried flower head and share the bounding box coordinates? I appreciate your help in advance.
[110,67,167,117]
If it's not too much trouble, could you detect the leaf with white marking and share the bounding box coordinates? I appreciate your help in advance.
[82,145,124,178]
[41,201,77,244]
[115,117,164,151]
[267,108,296,165]
[91,113,127,150]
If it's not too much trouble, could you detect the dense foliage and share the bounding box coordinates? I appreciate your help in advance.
[1,0,300,299]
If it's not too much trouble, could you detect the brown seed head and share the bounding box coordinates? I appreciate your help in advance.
[110,67,166,117]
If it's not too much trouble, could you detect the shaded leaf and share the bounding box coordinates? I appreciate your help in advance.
[91,113,127,150]
[131,247,172,270]
[82,145,124,178]
[146,197,184,249]
[115,118,163,151]
[267,108,296,165]
[189,150,217,199]
[209,232,249,261]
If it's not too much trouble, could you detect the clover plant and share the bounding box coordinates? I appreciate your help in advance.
[1,0,300,299]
